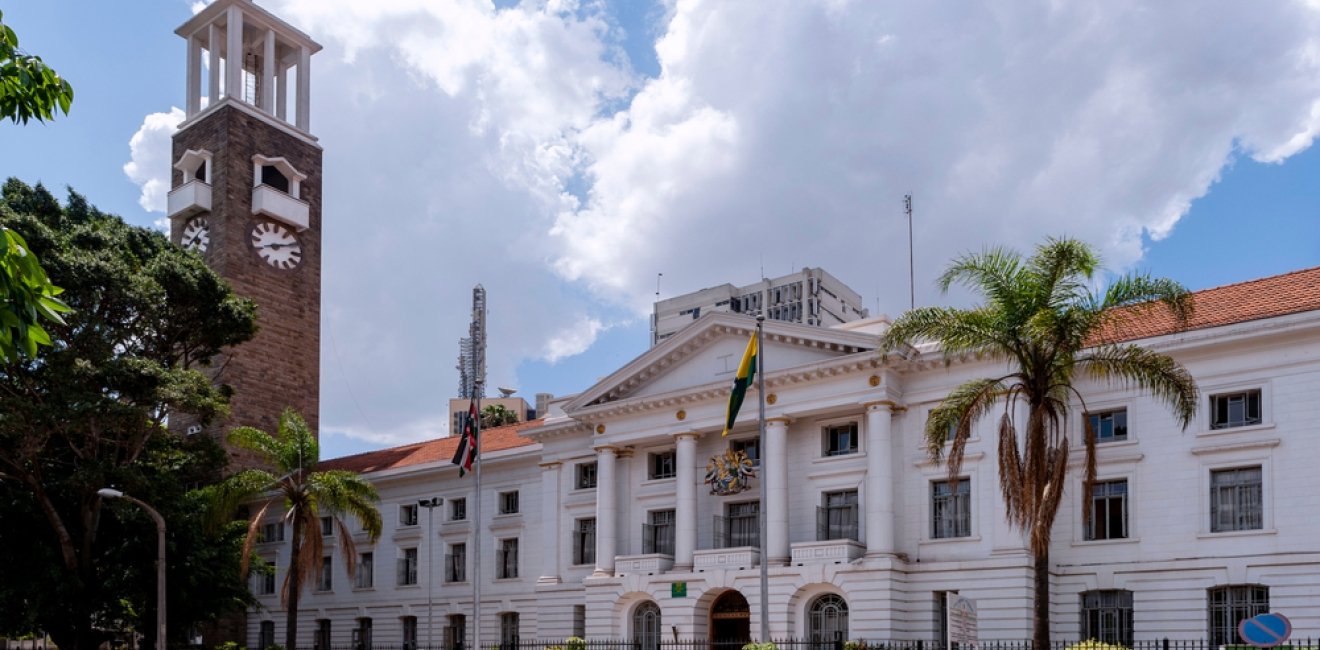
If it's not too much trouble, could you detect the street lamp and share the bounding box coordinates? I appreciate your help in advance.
[99,488,166,650]
[418,497,443,650]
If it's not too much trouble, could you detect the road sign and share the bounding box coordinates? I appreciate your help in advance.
[1239,613,1291,648]
[947,594,978,645]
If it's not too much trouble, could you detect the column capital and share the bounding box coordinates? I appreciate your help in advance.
[864,400,904,413]
[593,444,622,454]
[673,431,701,441]
[765,416,792,426]
[538,460,563,470]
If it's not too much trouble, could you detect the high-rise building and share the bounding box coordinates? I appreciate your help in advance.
[651,267,869,345]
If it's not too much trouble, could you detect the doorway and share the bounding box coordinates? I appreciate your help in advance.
[710,590,751,650]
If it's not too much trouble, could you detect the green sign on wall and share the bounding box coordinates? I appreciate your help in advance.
[671,582,687,598]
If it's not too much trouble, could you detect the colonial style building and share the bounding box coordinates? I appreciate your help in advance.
[247,267,1320,649]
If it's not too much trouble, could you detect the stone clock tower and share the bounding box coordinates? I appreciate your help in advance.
[166,0,323,454]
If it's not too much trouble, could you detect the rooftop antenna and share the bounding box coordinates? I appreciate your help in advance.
[656,272,663,301]
[905,194,915,311]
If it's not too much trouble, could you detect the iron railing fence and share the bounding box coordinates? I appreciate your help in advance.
[270,637,1320,650]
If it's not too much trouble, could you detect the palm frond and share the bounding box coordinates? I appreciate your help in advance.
[882,306,1016,361]
[927,376,1014,481]
[228,426,283,465]
[1079,344,1198,428]
[307,469,383,540]
[996,412,1026,529]
[1089,273,1194,343]
[238,499,275,577]
[937,246,1025,309]
[202,468,277,531]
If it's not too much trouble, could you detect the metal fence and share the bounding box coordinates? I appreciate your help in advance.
[270,638,1320,650]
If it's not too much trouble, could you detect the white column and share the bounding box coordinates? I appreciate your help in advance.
[276,64,289,120]
[538,461,562,584]
[765,417,790,564]
[207,24,221,104]
[261,29,276,112]
[593,446,618,576]
[296,46,312,131]
[674,432,699,569]
[864,401,896,555]
[186,36,201,117]
[225,5,243,100]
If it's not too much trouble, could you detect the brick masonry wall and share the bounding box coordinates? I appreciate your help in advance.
[170,105,323,468]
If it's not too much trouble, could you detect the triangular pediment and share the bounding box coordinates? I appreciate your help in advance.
[564,313,880,412]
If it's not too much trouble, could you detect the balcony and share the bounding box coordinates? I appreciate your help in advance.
[614,553,674,576]
[166,180,211,219]
[790,539,864,566]
[693,547,759,571]
[251,184,310,231]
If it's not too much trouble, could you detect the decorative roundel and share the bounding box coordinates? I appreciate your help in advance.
[181,216,210,253]
[250,221,303,270]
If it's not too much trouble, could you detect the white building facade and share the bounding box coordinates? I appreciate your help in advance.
[250,268,1320,649]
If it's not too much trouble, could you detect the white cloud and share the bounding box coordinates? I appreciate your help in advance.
[126,0,1320,452]
[123,107,185,213]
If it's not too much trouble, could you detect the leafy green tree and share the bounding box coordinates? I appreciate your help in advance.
[209,409,384,650]
[0,11,75,361]
[0,10,74,124]
[481,403,519,428]
[0,180,258,650]
[881,237,1199,647]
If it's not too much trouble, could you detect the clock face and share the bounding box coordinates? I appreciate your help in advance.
[250,221,303,270]
[181,217,210,253]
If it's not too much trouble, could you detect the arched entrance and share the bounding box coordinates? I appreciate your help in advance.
[709,590,751,650]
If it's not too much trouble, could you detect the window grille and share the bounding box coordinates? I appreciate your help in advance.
[1081,590,1133,646]
[931,479,971,539]
[817,490,859,541]
[1208,585,1268,647]
[716,502,760,548]
[1210,466,1263,532]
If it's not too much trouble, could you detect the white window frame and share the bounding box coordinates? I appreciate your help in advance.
[1198,454,1274,536]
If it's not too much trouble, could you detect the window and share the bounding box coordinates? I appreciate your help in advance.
[1085,479,1129,540]
[356,552,374,589]
[719,501,760,548]
[321,515,335,537]
[354,618,373,650]
[644,510,676,555]
[400,503,419,527]
[499,491,519,515]
[632,601,662,650]
[1210,466,1263,532]
[257,562,276,595]
[1212,390,1263,429]
[398,548,418,585]
[315,619,332,650]
[316,556,332,591]
[259,621,275,650]
[573,518,596,565]
[450,497,467,521]
[402,616,418,650]
[1208,585,1269,647]
[931,478,971,539]
[823,423,859,456]
[731,438,760,466]
[1080,590,1133,646]
[928,411,957,443]
[649,451,676,479]
[500,612,519,648]
[497,538,519,579]
[446,543,467,583]
[573,605,586,639]
[576,462,598,489]
[445,615,466,650]
[260,164,290,193]
[818,490,859,541]
[1087,409,1128,442]
[258,521,285,543]
[807,594,849,646]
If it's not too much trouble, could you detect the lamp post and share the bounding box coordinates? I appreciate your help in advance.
[418,497,443,650]
[99,488,166,650]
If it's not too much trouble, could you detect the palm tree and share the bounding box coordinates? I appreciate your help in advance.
[210,408,383,650]
[881,238,1199,648]
[481,404,519,428]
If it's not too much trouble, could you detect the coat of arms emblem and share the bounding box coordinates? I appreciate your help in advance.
[704,448,757,495]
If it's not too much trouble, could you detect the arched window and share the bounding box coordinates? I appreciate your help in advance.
[1080,590,1133,645]
[632,601,662,650]
[808,594,848,647]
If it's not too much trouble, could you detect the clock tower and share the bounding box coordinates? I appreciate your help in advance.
[166,0,323,456]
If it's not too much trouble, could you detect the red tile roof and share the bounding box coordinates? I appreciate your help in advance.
[320,419,542,475]
[1099,265,1320,344]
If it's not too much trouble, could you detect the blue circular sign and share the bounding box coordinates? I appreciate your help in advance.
[1239,613,1291,648]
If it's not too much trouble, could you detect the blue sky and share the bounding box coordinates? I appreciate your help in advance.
[3,1,1318,459]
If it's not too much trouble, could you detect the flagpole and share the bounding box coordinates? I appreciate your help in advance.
[755,315,769,642]
[473,380,483,650]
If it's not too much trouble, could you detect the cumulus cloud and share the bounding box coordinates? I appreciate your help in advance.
[128,0,1320,452]
[123,107,185,214]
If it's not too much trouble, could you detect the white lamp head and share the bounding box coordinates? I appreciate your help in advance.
[98,488,124,499]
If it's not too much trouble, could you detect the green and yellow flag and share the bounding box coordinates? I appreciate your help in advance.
[722,331,758,436]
